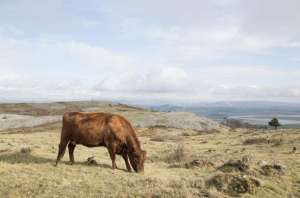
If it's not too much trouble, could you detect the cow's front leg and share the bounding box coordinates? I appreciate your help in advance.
[107,144,117,169]
[122,153,132,172]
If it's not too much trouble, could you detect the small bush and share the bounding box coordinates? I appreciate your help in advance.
[268,118,281,129]
[164,144,185,163]
[182,132,190,136]
[243,138,269,145]
[150,137,165,142]
[20,147,31,154]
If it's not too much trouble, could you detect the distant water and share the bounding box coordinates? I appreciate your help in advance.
[227,115,300,126]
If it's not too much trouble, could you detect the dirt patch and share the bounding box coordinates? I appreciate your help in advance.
[206,173,261,196]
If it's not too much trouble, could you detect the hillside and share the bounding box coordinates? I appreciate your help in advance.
[0,101,299,197]
[0,101,221,133]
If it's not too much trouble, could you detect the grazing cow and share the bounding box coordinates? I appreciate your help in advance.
[55,112,146,173]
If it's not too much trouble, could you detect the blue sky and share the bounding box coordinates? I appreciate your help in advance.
[0,0,300,104]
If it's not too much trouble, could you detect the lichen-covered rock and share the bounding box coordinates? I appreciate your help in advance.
[0,114,61,131]
[206,173,261,196]
[218,160,249,173]
[127,112,221,131]
[86,157,97,165]
[260,164,285,176]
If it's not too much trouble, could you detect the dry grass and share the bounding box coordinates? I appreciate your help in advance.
[0,126,299,198]
[0,103,299,197]
[163,144,186,164]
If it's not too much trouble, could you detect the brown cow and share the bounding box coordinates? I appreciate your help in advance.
[55,112,146,173]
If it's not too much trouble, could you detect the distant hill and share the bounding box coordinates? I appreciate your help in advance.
[150,101,300,127]
[0,101,221,132]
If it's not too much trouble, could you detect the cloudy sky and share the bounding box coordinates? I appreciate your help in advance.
[0,0,300,104]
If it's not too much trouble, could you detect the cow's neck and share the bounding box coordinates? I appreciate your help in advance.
[127,135,142,154]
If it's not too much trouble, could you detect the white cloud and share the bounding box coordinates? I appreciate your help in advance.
[107,0,300,62]
[1,59,300,103]
[94,67,190,93]
[143,24,300,61]
[0,35,299,103]
[0,0,300,103]
[0,37,138,75]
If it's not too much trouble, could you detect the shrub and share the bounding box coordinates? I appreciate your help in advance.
[150,137,165,142]
[243,138,269,145]
[268,118,281,129]
[206,173,261,196]
[164,144,185,163]
[20,147,31,154]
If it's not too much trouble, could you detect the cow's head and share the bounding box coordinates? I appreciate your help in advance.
[129,150,147,173]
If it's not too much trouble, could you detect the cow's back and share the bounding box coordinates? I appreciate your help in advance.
[62,112,114,147]
[63,112,113,127]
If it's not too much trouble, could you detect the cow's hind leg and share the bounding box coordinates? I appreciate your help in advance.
[55,139,68,166]
[122,153,132,172]
[68,141,76,165]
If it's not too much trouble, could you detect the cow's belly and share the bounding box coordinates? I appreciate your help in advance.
[70,128,106,147]
[80,142,106,147]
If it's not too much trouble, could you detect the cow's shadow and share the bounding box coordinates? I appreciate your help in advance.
[0,152,53,164]
[74,162,130,172]
[72,161,112,169]
[0,152,127,172]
